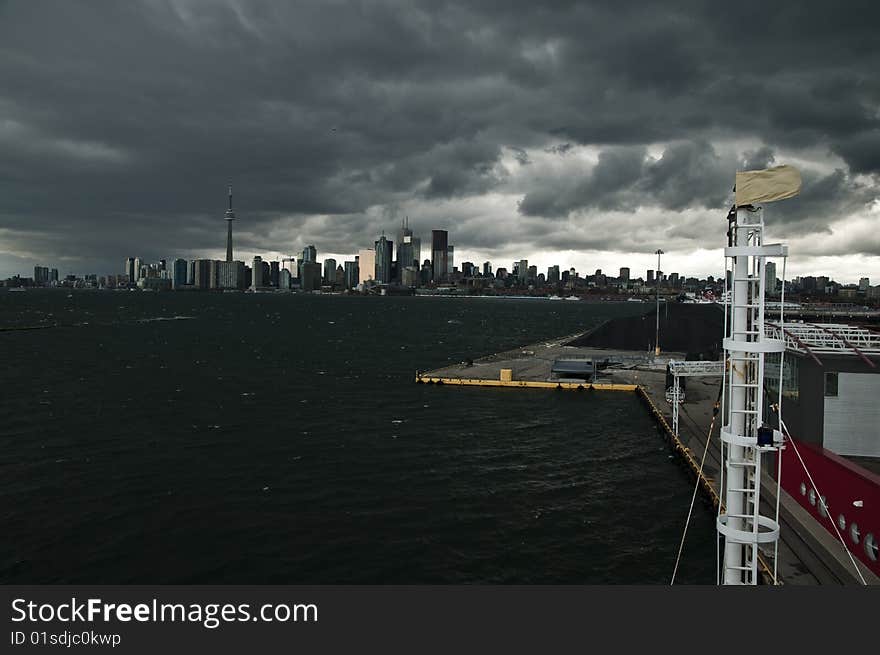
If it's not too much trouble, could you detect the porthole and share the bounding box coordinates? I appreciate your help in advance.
[865,534,878,562]
[800,482,807,496]
[850,522,860,545]
[809,489,816,506]
[838,514,846,531]
[818,496,828,518]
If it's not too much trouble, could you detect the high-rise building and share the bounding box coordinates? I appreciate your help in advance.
[619,267,630,282]
[548,265,560,285]
[323,258,337,285]
[282,257,297,281]
[397,217,414,279]
[527,265,537,284]
[134,257,144,282]
[357,249,376,285]
[188,260,195,285]
[375,235,393,283]
[431,230,448,282]
[125,257,136,282]
[49,268,59,284]
[518,259,528,284]
[193,259,212,289]
[302,245,316,263]
[252,256,263,289]
[411,237,421,270]
[208,260,220,289]
[765,261,776,293]
[270,260,280,287]
[483,262,492,277]
[172,258,188,289]
[447,245,455,276]
[859,277,869,292]
[279,268,291,289]
[647,269,654,285]
[344,260,359,289]
[225,185,235,262]
[301,261,321,291]
[218,260,245,289]
[34,266,49,284]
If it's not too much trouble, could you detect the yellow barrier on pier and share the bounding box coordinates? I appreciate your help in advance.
[414,375,638,392]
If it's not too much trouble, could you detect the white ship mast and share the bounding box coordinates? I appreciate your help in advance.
[717,166,799,585]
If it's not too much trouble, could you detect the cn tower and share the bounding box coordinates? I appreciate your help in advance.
[225,184,235,262]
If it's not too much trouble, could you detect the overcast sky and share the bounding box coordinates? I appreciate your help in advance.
[1,1,878,282]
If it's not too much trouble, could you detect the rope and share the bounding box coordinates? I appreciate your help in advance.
[670,400,720,584]
[781,420,867,585]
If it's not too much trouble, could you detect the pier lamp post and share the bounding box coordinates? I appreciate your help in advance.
[655,249,663,356]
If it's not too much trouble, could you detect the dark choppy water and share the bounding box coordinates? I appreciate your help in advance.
[0,291,716,583]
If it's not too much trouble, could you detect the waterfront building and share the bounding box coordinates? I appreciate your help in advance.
[431,230,448,282]
[335,265,345,288]
[447,245,454,276]
[125,257,136,282]
[344,260,359,289]
[218,260,245,289]
[402,266,419,287]
[357,249,375,285]
[411,237,421,271]
[33,266,49,285]
[208,260,220,289]
[134,257,144,282]
[647,269,654,285]
[619,267,630,283]
[282,257,297,281]
[49,268,58,284]
[420,260,432,286]
[483,261,492,277]
[269,260,280,287]
[859,277,869,292]
[375,235,393,283]
[548,265,560,285]
[301,261,321,291]
[188,260,195,285]
[279,268,291,289]
[172,258,188,289]
[252,256,263,289]
[518,259,528,284]
[323,258,337,285]
[397,217,414,279]
[193,259,212,289]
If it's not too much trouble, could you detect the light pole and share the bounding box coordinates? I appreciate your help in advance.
[655,249,663,356]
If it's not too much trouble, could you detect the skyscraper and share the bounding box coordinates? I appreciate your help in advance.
[172,258,188,289]
[397,217,414,280]
[252,256,262,289]
[344,260,359,289]
[765,261,777,293]
[301,261,321,291]
[125,257,136,281]
[518,259,528,284]
[323,258,337,285]
[619,267,630,282]
[375,235,393,283]
[431,230,448,282]
[225,185,235,262]
[357,248,375,285]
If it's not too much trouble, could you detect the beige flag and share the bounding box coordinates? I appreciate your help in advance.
[735,165,802,206]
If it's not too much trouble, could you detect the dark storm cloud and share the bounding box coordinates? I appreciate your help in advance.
[1,0,879,275]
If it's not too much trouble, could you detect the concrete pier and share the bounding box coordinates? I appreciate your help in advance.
[418,331,880,585]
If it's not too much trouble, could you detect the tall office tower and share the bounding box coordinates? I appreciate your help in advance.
[420,260,432,286]
[619,267,630,282]
[411,237,421,269]
[252,256,262,289]
[279,268,291,289]
[447,245,454,273]
[647,269,654,285]
[548,265,560,285]
[282,257,297,280]
[225,185,235,262]
[357,248,375,285]
[302,245,316,263]
[483,261,492,277]
[397,217,414,279]
[159,259,167,272]
[193,259,212,289]
[208,260,220,289]
[461,262,475,277]
[269,260,280,287]
[323,258,337,285]
[431,230,448,282]
[527,265,537,284]
[172,258,188,289]
[518,259,528,284]
[125,257,136,281]
[669,272,679,288]
[218,260,245,289]
[860,277,870,291]
[301,261,321,291]
[344,261,359,289]
[375,235,393,283]
[33,266,48,284]
[402,266,419,287]
[49,268,59,284]
[134,257,144,281]
[765,261,777,294]
[188,260,195,285]
[260,261,270,288]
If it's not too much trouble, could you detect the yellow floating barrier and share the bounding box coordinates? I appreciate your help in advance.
[413,375,637,392]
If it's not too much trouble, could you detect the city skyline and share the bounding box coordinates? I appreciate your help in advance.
[1,3,879,283]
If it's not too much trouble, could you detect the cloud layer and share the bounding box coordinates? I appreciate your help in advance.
[0,1,878,281]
